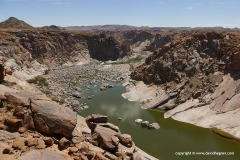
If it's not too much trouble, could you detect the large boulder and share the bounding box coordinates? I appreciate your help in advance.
[86,114,108,123]
[31,100,77,138]
[93,125,119,152]
[86,114,109,130]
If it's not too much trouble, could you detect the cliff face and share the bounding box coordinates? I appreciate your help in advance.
[131,31,240,84]
[101,30,178,54]
[0,30,125,69]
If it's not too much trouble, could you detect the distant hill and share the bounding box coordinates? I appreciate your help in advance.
[65,25,151,31]
[65,25,239,32]
[0,17,33,29]
[41,25,62,30]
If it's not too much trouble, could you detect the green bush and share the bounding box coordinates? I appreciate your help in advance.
[27,76,48,87]
[44,69,50,75]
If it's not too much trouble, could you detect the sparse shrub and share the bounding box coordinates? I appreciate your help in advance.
[44,69,50,75]
[189,82,194,88]
[27,76,48,87]
[52,97,65,104]
[43,90,52,95]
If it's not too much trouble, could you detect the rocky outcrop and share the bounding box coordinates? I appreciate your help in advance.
[131,31,240,107]
[0,29,125,78]
[1,87,77,138]
[86,114,158,160]
[0,84,157,160]
[130,30,240,140]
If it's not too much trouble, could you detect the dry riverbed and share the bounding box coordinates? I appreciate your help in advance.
[38,61,130,112]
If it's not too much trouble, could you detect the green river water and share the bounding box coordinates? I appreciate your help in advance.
[79,83,240,160]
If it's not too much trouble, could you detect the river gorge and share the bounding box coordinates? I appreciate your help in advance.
[78,76,240,160]
[1,19,240,159]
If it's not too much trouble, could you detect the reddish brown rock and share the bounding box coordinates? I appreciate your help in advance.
[0,123,7,130]
[59,137,71,150]
[118,134,133,147]
[18,127,27,134]
[94,125,118,152]
[68,147,78,153]
[26,138,38,147]
[76,142,89,153]
[31,100,77,138]
[4,118,22,127]
[12,137,26,150]
[13,106,26,118]
[22,115,35,130]
[43,137,54,146]
[36,139,46,149]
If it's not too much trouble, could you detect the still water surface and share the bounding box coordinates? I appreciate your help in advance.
[79,83,240,160]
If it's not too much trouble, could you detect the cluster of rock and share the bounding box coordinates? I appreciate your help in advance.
[39,63,130,112]
[135,119,160,130]
[0,85,76,159]
[0,82,157,160]
[85,114,156,160]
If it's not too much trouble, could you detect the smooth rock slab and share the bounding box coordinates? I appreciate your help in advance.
[5,91,50,106]
[31,100,77,138]
[18,149,66,160]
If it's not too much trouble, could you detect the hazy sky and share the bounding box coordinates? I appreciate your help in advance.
[0,0,239,28]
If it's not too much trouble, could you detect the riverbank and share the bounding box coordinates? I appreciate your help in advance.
[123,75,240,142]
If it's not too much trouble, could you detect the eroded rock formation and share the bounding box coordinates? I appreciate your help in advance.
[130,30,240,139]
